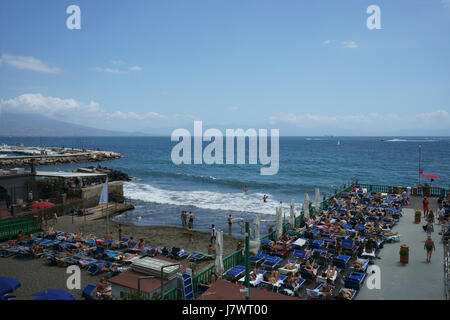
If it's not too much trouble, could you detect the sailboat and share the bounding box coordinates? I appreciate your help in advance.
[337,140,341,146]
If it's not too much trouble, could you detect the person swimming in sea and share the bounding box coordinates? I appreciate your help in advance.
[243,186,248,194]
[263,195,268,203]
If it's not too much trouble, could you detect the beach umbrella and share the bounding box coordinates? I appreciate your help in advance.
[0,277,21,296]
[214,231,224,277]
[289,200,296,229]
[421,174,439,179]
[254,214,260,242]
[315,188,320,213]
[303,193,310,220]
[276,207,283,240]
[31,201,55,209]
[32,289,75,300]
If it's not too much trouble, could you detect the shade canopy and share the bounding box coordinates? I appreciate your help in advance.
[0,277,21,296]
[31,201,55,209]
[422,174,440,179]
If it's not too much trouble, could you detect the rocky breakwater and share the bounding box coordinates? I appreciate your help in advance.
[0,150,122,167]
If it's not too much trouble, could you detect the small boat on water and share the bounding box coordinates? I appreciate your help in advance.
[337,140,341,146]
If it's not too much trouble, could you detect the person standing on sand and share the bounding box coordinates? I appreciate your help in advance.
[188,211,195,228]
[423,196,429,217]
[181,211,187,227]
[424,236,435,262]
[118,224,123,240]
[188,222,194,243]
[228,214,233,234]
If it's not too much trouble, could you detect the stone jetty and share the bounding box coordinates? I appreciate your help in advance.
[0,149,122,167]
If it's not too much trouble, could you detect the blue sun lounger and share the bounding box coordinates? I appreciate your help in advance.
[260,255,282,270]
[280,278,306,296]
[225,265,246,279]
[292,249,309,261]
[344,272,366,290]
[332,254,351,269]
[250,250,268,266]
[309,240,324,249]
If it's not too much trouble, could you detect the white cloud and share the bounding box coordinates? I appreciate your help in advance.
[0,53,60,73]
[110,59,125,65]
[342,41,358,49]
[0,93,192,132]
[322,40,335,45]
[269,109,450,133]
[229,106,239,111]
[129,65,142,71]
[95,67,125,74]
[0,94,102,118]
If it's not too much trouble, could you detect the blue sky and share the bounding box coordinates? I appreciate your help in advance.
[0,0,449,135]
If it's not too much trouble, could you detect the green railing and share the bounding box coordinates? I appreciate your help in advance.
[192,264,215,297]
[223,249,244,272]
[358,184,448,197]
[0,218,42,241]
[162,287,179,300]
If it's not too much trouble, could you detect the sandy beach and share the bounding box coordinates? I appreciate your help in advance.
[0,215,241,300]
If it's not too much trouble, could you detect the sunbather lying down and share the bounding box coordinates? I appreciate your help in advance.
[320,265,337,280]
[263,271,280,284]
[284,258,300,270]
[351,259,366,271]
[339,288,356,300]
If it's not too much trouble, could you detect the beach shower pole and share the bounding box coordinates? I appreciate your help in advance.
[245,221,250,300]
[418,144,422,188]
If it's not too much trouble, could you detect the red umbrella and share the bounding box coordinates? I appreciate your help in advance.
[422,174,439,179]
[31,202,55,209]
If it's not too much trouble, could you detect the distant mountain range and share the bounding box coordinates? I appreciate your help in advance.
[0,112,149,136]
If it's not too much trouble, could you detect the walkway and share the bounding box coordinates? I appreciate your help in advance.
[357,205,446,300]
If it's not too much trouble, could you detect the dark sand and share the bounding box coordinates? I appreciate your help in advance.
[0,216,241,300]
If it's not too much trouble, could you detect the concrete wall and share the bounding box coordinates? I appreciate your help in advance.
[81,181,124,208]
[0,174,35,203]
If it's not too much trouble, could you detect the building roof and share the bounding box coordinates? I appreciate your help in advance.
[198,280,302,300]
[109,256,190,293]
[35,171,107,178]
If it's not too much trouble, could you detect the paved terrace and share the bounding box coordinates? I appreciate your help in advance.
[357,197,446,300]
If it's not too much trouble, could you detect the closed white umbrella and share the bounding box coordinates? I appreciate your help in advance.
[254,214,260,242]
[303,193,310,220]
[249,214,261,255]
[214,230,224,276]
[289,200,296,228]
[315,188,320,214]
[276,207,283,240]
